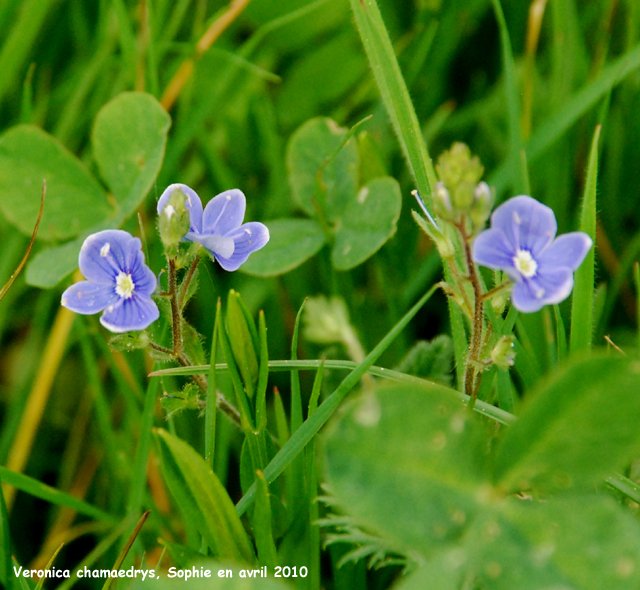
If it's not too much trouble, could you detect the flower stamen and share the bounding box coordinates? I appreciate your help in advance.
[513,249,538,278]
[115,272,135,299]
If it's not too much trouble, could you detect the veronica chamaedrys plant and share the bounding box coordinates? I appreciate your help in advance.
[157,183,269,271]
[61,230,159,332]
[472,196,592,313]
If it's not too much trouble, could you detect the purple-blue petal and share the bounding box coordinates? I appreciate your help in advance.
[472,228,518,279]
[157,183,203,233]
[511,267,574,313]
[538,232,592,272]
[61,281,118,314]
[185,231,235,260]
[491,195,557,256]
[214,222,270,272]
[100,294,159,333]
[79,230,134,284]
[202,189,246,236]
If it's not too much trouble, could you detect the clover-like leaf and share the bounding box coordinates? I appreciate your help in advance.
[0,125,110,241]
[332,176,401,270]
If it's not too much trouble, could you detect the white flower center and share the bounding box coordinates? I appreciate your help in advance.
[513,249,538,278]
[115,272,135,299]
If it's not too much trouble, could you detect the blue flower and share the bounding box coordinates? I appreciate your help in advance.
[157,184,269,271]
[472,196,592,313]
[61,230,159,332]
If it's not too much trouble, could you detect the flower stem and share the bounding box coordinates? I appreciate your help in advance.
[177,256,199,309]
[167,258,183,355]
[458,223,485,401]
[164,256,241,427]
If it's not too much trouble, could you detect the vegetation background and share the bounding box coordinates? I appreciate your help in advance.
[1,0,640,588]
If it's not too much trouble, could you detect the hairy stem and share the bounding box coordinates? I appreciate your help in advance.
[163,256,241,427]
[459,224,485,400]
[178,257,199,309]
[167,258,183,355]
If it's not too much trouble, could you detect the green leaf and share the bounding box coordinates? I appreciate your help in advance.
[0,487,11,588]
[570,125,600,353]
[92,92,171,216]
[393,552,465,590]
[24,234,81,287]
[393,335,453,386]
[235,285,439,516]
[490,0,528,195]
[0,465,115,524]
[325,383,489,555]
[468,496,640,590]
[241,219,326,277]
[287,117,359,221]
[154,429,255,563]
[0,125,110,241]
[348,0,437,206]
[252,471,278,569]
[332,176,402,270]
[158,538,205,569]
[226,290,259,400]
[493,355,640,493]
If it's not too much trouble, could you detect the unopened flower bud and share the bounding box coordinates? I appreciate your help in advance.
[491,335,516,370]
[433,182,454,219]
[158,188,191,256]
[469,181,494,230]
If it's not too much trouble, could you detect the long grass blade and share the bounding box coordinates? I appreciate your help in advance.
[570,125,600,353]
[348,0,437,205]
[235,284,439,516]
[0,466,115,524]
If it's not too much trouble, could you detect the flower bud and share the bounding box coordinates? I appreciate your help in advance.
[433,182,454,220]
[434,143,490,226]
[469,182,494,230]
[491,335,516,370]
[158,188,191,256]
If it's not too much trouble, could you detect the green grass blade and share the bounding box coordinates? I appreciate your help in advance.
[554,305,568,362]
[0,466,116,523]
[0,487,11,588]
[154,428,255,563]
[570,125,600,353]
[205,300,221,469]
[635,263,640,350]
[0,0,57,104]
[492,42,640,193]
[125,375,160,517]
[255,310,270,432]
[235,284,438,516]
[253,471,278,569]
[349,0,437,205]
[34,543,64,590]
[491,0,528,194]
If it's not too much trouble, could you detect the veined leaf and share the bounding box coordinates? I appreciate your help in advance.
[325,383,489,555]
[0,125,110,241]
[92,92,171,217]
[154,429,255,563]
[494,354,640,493]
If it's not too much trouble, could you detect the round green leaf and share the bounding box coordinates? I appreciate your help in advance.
[493,355,640,493]
[324,383,489,555]
[286,117,359,221]
[0,125,110,241]
[92,92,171,216]
[331,176,402,270]
[241,219,326,277]
[468,496,640,590]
